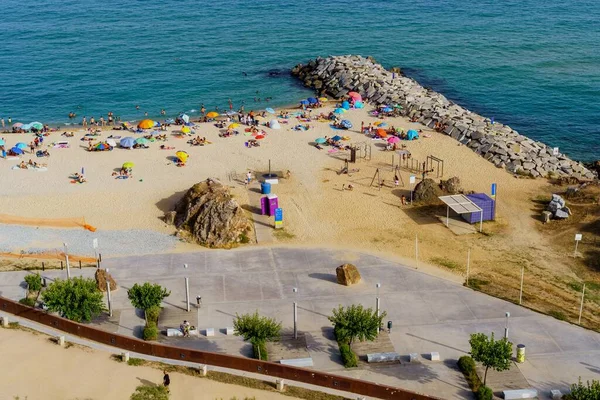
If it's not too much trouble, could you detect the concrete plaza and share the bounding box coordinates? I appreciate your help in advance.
[1,247,598,399]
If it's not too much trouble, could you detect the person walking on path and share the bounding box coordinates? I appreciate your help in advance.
[163,370,170,392]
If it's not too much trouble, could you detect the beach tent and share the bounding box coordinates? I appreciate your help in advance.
[341,101,350,110]
[15,142,27,149]
[176,151,188,163]
[269,119,281,130]
[407,129,419,140]
[138,119,154,129]
[315,137,326,144]
[120,137,135,148]
[307,97,318,104]
[340,120,353,129]
[354,101,364,109]
[10,147,23,155]
[179,114,190,123]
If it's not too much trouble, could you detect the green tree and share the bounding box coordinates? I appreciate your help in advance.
[233,311,282,360]
[565,378,600,400]
[127,282,170,316]
[328,304,386,348]
[130,384,169,400]
[24,273,42,293]
[469,332,513,385]
[41,277,105,322]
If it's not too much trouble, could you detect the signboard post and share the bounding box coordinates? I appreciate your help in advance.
[409,175,416,205]
[274,208,283,229]
[491,183,497,220]
[574,233,582,256]
[553,147,559,156]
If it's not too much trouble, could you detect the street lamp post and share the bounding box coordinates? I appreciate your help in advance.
[184,264,190,312]
[106,268,112,317]
[293,288,298,339]
[63,243,71,279]
[376,283,381,317]
[504,311,510,339]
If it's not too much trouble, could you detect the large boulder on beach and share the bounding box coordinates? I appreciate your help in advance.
[439,176,462,194]
[174,179,253,248]
[413,179,443,203]
[336,264,361,286]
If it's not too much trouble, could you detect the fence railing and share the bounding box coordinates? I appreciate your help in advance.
[0,296,436,400]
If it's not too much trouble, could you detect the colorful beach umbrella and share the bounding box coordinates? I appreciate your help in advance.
[332,135,342,142]
[10,147,24,154]
[12,122,23,128]
[307,97,318,104]
[120,137,135,148]
[15,142,27,149]
[319,97,328,102]
[175,151,188,163]
[348,91,361,98]
[265,107,275,114]
[376,129,387,138]
[228,123,240,129]
[181,126,191,134]
[387,136,400,144]
[137,119,155,129]
[0,139,4,146]
[299,100,309,105]
[341,101,351,110]
[333,108,346,114]
[135,137,149,145]
[206,111,219,118]
[315,137,326,144]
[30,122,43,130]
[122,162,134,169]
[179,114,190,123]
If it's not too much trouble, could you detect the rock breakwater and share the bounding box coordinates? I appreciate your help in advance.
[292,55,595,180]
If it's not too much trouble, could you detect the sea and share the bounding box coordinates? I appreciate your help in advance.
[1,0,598,161]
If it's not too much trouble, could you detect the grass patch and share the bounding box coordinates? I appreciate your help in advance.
[111,355,346,400]
[128,357,145,366]
[430,257,462,270]
[465,278,490,291]
[548,310,567,321]
[273,229,295,240]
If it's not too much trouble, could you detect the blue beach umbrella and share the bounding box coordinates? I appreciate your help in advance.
[315,137,326,144]
[20,124,32,131]
[355,101,364,109]
[340,120,353,129]
[165,118,175,124]
[383,107,393,112]
[15,142,27,149]
[333,108,345,114]
[407,129,419,140]
[179,113,190,123]
[342,101,350,110]
[265,107,275,114]
[307,97,318,104]
[300,100,309,105]
[10,147,24,155]
[332,135,342,142]
[135,137,150,145]
[120,137,135,148]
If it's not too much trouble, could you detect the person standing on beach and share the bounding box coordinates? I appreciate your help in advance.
[228,98,233,111]
[100,116,105,127]
[82,116,87,128]
[1,118,4,129]
[200,104,206,116]
[8,117,11,124]
[163,370,170,392]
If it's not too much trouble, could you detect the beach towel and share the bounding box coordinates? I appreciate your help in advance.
[12,165,47,172]
[327,148,339,154]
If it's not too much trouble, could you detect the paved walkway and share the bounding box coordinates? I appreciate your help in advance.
[1,247,599,399]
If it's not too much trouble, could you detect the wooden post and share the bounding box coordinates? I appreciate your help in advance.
[578,283,586,325]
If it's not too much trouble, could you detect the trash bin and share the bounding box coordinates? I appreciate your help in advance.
[387,321,393,332]
[261,182,271,194]
[516,344,526,363]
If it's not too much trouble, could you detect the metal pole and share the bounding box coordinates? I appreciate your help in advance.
[578,283,586,325]
[185,277,190,312]
[504,312,510,339]
[376,283,381,317]
[64,243,71,279]
[106,280,112,317]
[415,234,419,268]
[466,248,470,286]
[446,206,449,227]
[519,267,524,305]
[293,302,298,339]
[574,240,579,256]
[410,182,413,205]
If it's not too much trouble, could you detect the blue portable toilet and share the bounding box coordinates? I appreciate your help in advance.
[261,182,271,194]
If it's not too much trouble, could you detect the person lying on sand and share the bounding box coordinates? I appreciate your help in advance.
[159,145,175,150]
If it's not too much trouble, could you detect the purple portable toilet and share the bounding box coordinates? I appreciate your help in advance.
[463,193,495,223]
[267,194,279,216]
[260,196,268,215]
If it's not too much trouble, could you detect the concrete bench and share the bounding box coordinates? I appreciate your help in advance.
[166,328,198,337]
[280,357,314,367]
[205,328,215,337]
[367,352,401,363]
[550,390,562,399]
[225,327,234,335]
[409,353,419,362]
[429,352,440,361]
[503,389,538,399]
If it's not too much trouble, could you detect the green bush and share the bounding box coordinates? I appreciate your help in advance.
[143,322,159,341]
[252,339,268,361]
[24,273,43,292]
[19,297,35,307]
[457,356,482,392]
[458,355,476,373]
[476,385,493,400]
[145,305,161,325]
[565,378,600,400]
[339,342,358,368]
[130,384,169,400]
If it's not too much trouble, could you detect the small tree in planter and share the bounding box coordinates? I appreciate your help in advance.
[233,311,281,360]
[469,332,513,386]
[42,277,106,322]
[328,304,386,349]
[127,283,171,324]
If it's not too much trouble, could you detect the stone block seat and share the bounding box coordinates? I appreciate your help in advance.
[367,352,401,363]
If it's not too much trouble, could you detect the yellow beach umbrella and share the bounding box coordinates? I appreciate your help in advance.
[228,123,240,129]
[138,119,155,129]
[319,97,328,102]
[181,126,191,134]
[206,111,219,118]
[175,151,188,163]
[122,162,134,169]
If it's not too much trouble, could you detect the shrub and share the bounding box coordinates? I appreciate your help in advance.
[145,305,161,325]
[24,273,43,292]
[252,339,268,361]
[565,378,600,400]
[130,384,169,400]
[458,355,476,373]
[127,283,171,314]
[476,385,493,400]
[19,297,35,307]
[143,322,159,341]
[41,277,105,322]
[339,342,358,368]
[458,356,481,392]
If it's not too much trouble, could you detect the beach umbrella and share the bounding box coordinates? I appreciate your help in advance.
[348,91,361,98]
[269,119,281,129]
[354,101,364,109]
[165,118,175,124]
[120,137,135,148]
[20,124,32,131]
[299,100,309,105]
[137,119,155,129]
[179,114,190,123]
[255,134,265,140]
[30,122,43,130]
[265,107,275,114]
[15,142,27,149]
[332,135,342,142]
[12,122,23,128]
[341,101,350,110]
[333,108,346,114]
[175,151,188,163]
[407,129,419,140]
[307,97,318,104]
[181,126,191,134]
[340,120,353,129]
[228,123,240,129]
[0,139,4,146]
[226,111,237,116]
[154,121,161,127]
[123,162,134,169]
[387,136,400,144]
[315,137,326,144]
[319,97,328,102]
[376,128,387,138]
[10,147,24,155]
[206,111,219,118]
[383,107,393,112]
[135,137,149,145]
[106,139,117,147]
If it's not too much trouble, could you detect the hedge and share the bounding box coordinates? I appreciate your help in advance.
[143,322,159,341]
[458,355,482,392]
[252,340,268,361]
[476,385,493,400]
[339,342,358,368]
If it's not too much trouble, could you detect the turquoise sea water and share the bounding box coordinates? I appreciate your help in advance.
[0,0,598,160]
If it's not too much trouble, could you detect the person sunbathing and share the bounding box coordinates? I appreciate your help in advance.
[19,161,27,169]
[78,175,87,183]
